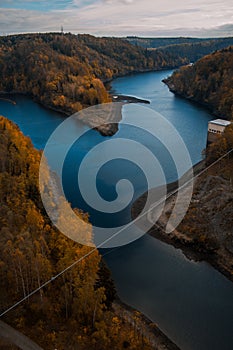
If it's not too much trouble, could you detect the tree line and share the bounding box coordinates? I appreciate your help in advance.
[126,36,233,63]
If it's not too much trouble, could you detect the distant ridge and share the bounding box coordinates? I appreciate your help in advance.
[125,36,233,62]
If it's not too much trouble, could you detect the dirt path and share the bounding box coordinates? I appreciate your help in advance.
[0,321,43,350]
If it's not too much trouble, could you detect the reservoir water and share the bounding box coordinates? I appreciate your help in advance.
[1,70,233,350]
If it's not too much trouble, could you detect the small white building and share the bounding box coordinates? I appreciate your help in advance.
[207,119,231,144]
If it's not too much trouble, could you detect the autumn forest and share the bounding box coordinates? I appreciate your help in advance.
[0,31,233,350]
[0,33,187,116]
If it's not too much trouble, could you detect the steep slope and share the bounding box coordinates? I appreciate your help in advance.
[175,128,233,278]
[0,115,104,349]
[132,125,233,280]
[163,46,233,120]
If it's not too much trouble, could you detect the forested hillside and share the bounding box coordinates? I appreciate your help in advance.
[163,46,233,120]
[158,38,233,63]
[0,33,186,116]
[126,37,210,49]
[0,116,159,350]
[126,36,233,62]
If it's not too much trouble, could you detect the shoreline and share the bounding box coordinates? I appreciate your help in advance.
[103,65,184,85]
[131,160,233,284]
[113,298,181,350]
[0,91,150,137]
[0,91,69,116]
[162,79,229,121]
[0,96,16,105]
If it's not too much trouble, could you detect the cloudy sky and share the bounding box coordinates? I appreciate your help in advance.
[0,0,233,37]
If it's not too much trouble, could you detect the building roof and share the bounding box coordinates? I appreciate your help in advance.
[208,119,231,127]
